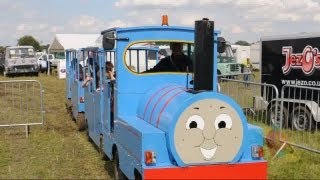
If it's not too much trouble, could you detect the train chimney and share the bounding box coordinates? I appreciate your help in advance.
[193,18,214,91]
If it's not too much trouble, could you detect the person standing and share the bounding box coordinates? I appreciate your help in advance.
[243,58,252,88]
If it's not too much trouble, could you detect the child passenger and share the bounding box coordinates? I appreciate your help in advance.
[106,61,115,80]
[82,61,115,88]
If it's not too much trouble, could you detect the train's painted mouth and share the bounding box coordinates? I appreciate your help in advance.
[200,147,217,160]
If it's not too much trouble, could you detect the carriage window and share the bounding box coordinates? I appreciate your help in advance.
[105,50,116,67]
[125,41,194,73]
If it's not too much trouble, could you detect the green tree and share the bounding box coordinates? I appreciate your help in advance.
[17,35,41,51]
[0,46,5,54]
[41,44,50,52]
[235,40,250,46]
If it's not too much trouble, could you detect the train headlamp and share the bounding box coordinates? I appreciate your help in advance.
[144,150,156,165]
[251,145,263,159]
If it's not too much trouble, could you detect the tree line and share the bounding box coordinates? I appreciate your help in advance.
[0,35,49,54]
[0,35,251,54]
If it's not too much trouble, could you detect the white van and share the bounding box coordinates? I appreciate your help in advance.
[37,53,55,72]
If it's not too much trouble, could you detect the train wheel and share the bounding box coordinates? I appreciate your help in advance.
[86,120,93,143]
[134,169,142,180]
[99,135,108,160]
[114,150,127,180]
[268,103,288,128]
[65,100,72,114]
[76,113,86,131]
[291,106,315,131]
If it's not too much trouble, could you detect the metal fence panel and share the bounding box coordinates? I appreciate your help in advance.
[280,85,320,154]
[220,78,320,156]
[0,80,44,137]
[219,77,279,128]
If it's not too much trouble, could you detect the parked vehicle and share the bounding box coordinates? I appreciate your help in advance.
[49,52,63,67]
[66,18,267,179]
[231,44,250,64]
[217,43,242,76]
[257,33,320,131]
[2,46,39,76]
[36,53,53,72]
[0,53,4,70]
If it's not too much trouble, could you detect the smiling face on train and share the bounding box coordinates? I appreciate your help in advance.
[174,99,244,164]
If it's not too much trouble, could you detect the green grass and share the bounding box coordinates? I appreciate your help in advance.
[0,73,111,179]
[0,72,319,179]
[266,146,320,179]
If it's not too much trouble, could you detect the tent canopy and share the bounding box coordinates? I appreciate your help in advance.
[48,34,101,52]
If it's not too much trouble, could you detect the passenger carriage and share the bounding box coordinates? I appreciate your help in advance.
[66,48,87,130]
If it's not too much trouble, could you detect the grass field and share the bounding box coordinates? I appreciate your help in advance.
[0,73,319,179]
[0,74,112,179]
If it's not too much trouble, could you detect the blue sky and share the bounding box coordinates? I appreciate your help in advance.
[1,0,320,46]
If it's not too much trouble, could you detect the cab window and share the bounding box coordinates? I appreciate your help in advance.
[125,41,194,73]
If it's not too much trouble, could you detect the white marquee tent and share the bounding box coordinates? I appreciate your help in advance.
[48,34,101,55]
[48,34,101,79]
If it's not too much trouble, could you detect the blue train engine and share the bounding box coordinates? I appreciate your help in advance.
[85,18,267,179]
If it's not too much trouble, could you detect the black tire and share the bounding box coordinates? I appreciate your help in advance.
[76,113,86,131]
[86,121,93,142]
[134,169,142,180]
[291,106,315,131]
[114,150,127,180]
[99,135,108,160]
[268,103,289,128]
[65,100,72,113]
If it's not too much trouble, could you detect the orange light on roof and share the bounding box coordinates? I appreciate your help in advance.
[162,15,169,26]
[145,150,156,165]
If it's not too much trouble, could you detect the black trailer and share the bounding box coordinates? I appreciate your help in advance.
[260,33,320,131]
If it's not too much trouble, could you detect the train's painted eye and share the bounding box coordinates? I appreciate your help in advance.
[186,115,204,130]
[214,114,232,130]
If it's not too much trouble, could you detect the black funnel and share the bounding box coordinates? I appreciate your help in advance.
[193,18,214,91]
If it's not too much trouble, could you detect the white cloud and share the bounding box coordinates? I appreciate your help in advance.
[0,1,24,11]
[50,26,65,33]
[16,24,33,31]
[67,15,130,34]
[198,0,232,5]
[39,24,49,30]
[79,15,98,27]
[274,13,301,21]
[313,14,320,22]
[2,0,320,46]
[231,25,245,34]
[115,0,189,7]
[23,10,39,19]
[251,22,273,34]
[108,19,129,28]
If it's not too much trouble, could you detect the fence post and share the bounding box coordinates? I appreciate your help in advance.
[47,61,51,75]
